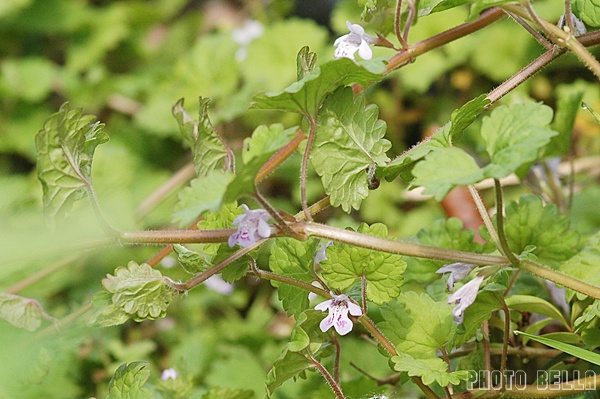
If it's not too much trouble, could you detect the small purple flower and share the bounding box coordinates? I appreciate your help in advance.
[161,368,178,381]
[228,204,272,248]
[334,21,376,61]
[315,294,363,336]
[436,263,477,291]
[447,276,485,324]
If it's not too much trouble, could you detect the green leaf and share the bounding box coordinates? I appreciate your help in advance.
[572,0,600,27]
[265,310,332,398]
[0,293,47,332]
[320,223,405,304]
[242,123,298,164]
[107,361,151,399]
[252,57,386,116]
[379,292,456,357]
[0,57,57,102]
[501,195,580,265]
[311,87,391,212]
[559,232,600,298]
[505,295,568,328]
[96,261,174,325]
[455,291,503,347]
[35,102,108,225]
[391,352,470,386]
[223,152,275,203]
[411,146,484,201]
[547,83,586,156]
[269,238,320,317]
[378,95,488,182]
[172,97,234,176]
[173,244,209,274]
[172,170,235,227]
[202,387,255,399]
[514,331,600,366]
[296,46,317,81]
[480,103,559,179]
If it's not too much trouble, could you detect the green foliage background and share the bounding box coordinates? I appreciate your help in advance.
[1,0,600,398]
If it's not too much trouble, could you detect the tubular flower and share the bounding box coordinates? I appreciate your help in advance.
[436,262,477,291]
[315,294,363,335]
[334,21,376,61]
[228,204,272,248]
[447,275,485,324]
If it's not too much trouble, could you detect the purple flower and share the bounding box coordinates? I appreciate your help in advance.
[334,21,376,61]
[314,241,333,265]
[228,204,272,248]
[315,294,363,336]
[436,262,477,291]
[161,368,178,381]
[447,276,485,324]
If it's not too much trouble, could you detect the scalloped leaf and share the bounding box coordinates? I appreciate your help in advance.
[572,0,600,27]
[172,97,234,176]
[0,293,47,332]
[107,361,151,399]
[35,102,108,225]
[252,57,385,116]
[320,223,405,304]
[311,87,391,212]
[391,352,470,386]
[268,238,320,317]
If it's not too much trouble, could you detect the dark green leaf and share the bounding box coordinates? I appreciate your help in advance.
[35,102,108,225]
[320,223,405,304]
[172,97,234,176]
[411,146,484,201]
[252,57,386,116]
[505,295,568,328]
[107,361,151,399]
[481,103,558,179]
[242,123,298,164]
[311,87,391,212]
[269,238,320,316]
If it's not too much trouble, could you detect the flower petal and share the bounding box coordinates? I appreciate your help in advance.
[347,301,363,317]
[357,41,373,60]
[257,219,272,239]
[228,232,239,247]
[319,314,334,332]
[315,299,332,311]
[333,312,354,335]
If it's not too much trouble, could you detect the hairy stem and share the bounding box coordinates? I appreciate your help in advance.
[500,303,510,392]
[493,179,520,265]
[306,352,346,399]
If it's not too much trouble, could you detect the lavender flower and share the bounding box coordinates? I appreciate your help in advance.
[334,21,376,61]
[436,262,477,291]
[315,294,363,336]
[161,368,178,381]
[314,241,333,265]
[228,204,272,248]
[447,276,485,324]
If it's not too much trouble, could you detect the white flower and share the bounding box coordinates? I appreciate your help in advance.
[447,276,485,324]
[334,21,376,61]
[315,294,363,335]
[228,204,272,248]
[436,262,477,291]
[231,19,264,61]
[161,368,178,381]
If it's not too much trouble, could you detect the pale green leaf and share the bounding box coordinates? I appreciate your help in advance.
[411,146,484,201]
[268,238,320,316]
[311,87,391,212]
[242,123,298,164]
[172,170,235,227]
[107,361,151,399]
[202,387,255,399]
[320,223,405,304]
[481,103,558,179]
[559,232,600,299]
[35,102,108,225]
[252,57,386,116]
[296,46,317,81]
[514,331,600,366]
[505,295,568,328]
[173,244,209,274]
[172,97,234,176]
[0,293,46,332]
[392,352,470,386]
[379,292,456,357]
[98,261,174,325]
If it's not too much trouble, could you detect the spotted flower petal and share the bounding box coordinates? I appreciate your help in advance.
[315,294,362,335]
[447,275,484,324]
[228,204,272,248]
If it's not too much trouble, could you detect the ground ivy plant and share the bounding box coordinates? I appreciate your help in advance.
[2,0,600,398]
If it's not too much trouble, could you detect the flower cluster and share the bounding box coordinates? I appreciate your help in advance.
[228,204,272,248]
[315,293,362,336]
[334,21,376,61]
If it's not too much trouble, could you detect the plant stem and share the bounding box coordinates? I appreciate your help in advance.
[256,129,306,184]
[518,259,600,299]
[119,228,235,244]
[301,117,318,221]
[332,335,341,384]
[499,302,510,392]
[298,222,509,265]
[394,0,409,49]
[493,180,520,265]
[249,268,331,299]
[466,185,500,249]
[306,351,346,399]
